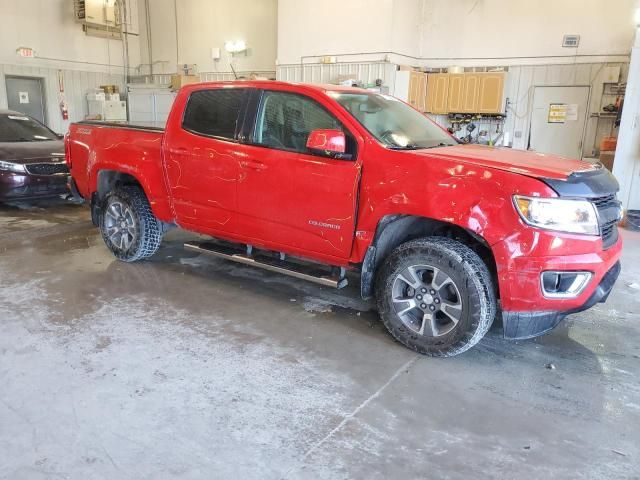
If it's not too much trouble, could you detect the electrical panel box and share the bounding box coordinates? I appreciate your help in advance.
[77,0,138,36]
[84,0,108,26]
[104,0,117,27]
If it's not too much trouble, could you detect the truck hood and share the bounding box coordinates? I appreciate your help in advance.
[410,144,598,181]
[0,140,65,164]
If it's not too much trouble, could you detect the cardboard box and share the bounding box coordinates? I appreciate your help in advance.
[171,74,200,91]
[599,150,615,172]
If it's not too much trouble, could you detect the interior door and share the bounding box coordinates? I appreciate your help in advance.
[6,76,46,124]
[163,87,247,231]
[236,90,361,260]
[530,86,590,159]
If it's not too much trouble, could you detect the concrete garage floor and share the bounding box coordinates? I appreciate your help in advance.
[1,200,639,480]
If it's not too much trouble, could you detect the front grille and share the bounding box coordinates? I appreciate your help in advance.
[592,194,617,210]
[25,162,69,176]
[591,194,620,249]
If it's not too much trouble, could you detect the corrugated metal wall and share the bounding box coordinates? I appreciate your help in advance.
[279,61,628,158]
[0,63,125,134]
[131,71,277,86]
[502,62,628,155]
[277,62,398,91]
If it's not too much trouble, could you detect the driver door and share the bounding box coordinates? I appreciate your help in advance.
[236,90,361,260]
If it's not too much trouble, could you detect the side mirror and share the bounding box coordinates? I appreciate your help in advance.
[306,129,346,157]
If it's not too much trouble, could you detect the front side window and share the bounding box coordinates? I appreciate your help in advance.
[0,114,57,142]
[182,88,245,140]
[253,91,343,153]
[330,92,455,150]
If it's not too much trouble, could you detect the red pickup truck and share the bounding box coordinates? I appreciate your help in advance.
[67,80,622,356]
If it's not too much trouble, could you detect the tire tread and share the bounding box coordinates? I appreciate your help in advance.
[375,237,496,357]
[100,186,163,262]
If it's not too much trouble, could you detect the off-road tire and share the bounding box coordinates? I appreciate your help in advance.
[100,186,163,262]
[375,237,496,357]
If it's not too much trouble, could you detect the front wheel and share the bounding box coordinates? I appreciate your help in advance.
[376,237,496,357]
[100,186,163,262]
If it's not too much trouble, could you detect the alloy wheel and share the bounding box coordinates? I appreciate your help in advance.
[391,264,463,337]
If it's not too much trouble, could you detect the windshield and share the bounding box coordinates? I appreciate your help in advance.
[330,92,455,150]
[0,114,57,142]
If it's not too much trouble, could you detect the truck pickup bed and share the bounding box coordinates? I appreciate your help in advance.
[67,80,623,357]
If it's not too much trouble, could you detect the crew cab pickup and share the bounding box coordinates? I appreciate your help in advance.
[67,80,623,356]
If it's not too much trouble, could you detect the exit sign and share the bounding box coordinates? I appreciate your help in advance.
[16,47,35,58]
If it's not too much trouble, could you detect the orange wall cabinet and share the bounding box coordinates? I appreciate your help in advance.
[476,72,505,114]
[408,72,428,111]
[426,73,450,114]
[447,74,465,113]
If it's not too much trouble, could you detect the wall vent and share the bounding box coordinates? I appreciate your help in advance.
[562,35,580,48]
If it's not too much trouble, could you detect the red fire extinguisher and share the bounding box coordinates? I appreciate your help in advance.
[60,99,69,120]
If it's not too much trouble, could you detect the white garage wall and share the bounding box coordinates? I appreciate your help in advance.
[419,0,636,67]
[0,0,141,132]
[0,0,140,73]
[278,0,636,66]
[0,64,125,135]
[277,0,634,160]
[139,0,277,76]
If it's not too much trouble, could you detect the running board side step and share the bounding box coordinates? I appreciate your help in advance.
[184,241,348,289]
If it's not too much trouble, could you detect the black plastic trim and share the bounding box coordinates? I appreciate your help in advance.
[543,165,620,198]
[67,176,84,203]
[75,120,165,133]
[360,245,377,299]
[502,260,621,340]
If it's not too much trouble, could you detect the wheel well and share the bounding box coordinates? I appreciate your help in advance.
[361,215,499,299]
[90,170,144,226]
[96,170,143,200]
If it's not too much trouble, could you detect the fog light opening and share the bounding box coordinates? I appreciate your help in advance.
[541,271,592,298]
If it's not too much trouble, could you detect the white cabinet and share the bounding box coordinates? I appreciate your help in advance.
[87,99,127,122]
[128,88,176,125]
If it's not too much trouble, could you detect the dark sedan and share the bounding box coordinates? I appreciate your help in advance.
[0,110,69,201]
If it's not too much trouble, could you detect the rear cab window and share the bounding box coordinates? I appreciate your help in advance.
[182,88,246,140]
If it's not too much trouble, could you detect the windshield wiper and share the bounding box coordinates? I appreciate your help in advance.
[422,142,456,149]
[387,144,423,150]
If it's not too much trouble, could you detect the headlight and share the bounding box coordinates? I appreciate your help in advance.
[0,160,26,173]
[513,195,599,235]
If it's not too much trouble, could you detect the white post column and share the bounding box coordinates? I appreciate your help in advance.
[613,23,640,211]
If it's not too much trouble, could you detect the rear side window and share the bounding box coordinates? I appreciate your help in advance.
[182,88,245,140]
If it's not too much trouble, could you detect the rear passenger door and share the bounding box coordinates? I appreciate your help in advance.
[236,90,361,260]
[164,87,248,232]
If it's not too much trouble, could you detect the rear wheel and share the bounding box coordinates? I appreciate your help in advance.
[375,237,496,357]
[100,186,163,262]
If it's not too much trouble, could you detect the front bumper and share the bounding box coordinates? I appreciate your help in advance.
[502,260,621,339]
[0,171,69,200]
[492,226,623,340]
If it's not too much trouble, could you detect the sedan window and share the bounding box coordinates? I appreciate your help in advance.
[0,114,57,142]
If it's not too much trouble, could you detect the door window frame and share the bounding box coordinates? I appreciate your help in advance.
[244,89,358,160]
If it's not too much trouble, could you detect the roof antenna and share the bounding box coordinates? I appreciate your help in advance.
[230,62,238,80]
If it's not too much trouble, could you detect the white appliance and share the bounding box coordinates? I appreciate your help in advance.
[127,85,176,125]
[87,99,127,122]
